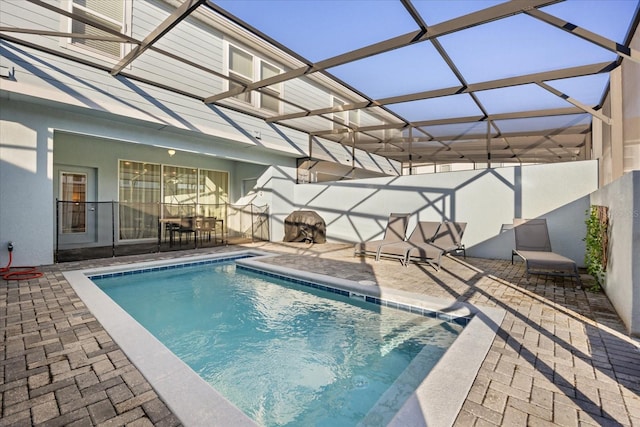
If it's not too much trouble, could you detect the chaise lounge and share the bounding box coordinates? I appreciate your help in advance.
[378,221,467,271]
[376,221,441,267]
[406,221,467,270]
[354,213,410,259]
[512,218,583,289]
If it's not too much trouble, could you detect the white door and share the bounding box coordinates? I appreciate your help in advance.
[58,168,97,245]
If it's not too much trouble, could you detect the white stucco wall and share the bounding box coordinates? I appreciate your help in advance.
[590,170,640,336]
[287,161,599,264]
[0,104,53,266]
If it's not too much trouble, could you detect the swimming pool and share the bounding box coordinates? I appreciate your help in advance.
[91,259,463,426]
[64,251,505,426]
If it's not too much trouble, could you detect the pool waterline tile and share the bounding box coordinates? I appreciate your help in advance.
[90,256,472,327]
[65,249,504,427]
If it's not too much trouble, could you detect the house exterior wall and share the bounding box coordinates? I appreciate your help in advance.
[0,0,399,173]
[0,0,400,266]
[0,98,296,266]
[593,25,639,186]
[0,100,53,267]
[622,27,640,174]
[590,170,640,336]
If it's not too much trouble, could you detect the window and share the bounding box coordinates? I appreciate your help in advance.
[163,166,198,205]
[229,46,253,104]
[260,62,281,113]
[227,44,282,113]
[60,172,87,233]
[332,97,359,135]
[200,170,229,218]
[333,98,347,130]
[118,160,228,240]
[68,0,131,59]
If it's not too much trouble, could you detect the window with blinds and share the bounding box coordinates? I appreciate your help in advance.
[260,62,281,113]
[333,98,347,130]
[70,0,127,58]
[227,43,282,113]
[229,46,253,104]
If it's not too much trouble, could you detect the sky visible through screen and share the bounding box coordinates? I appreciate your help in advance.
[213,0,638,140]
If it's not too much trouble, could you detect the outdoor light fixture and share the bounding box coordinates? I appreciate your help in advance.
[167,149,176,157]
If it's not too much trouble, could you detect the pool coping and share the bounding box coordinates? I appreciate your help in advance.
[63,250,505,427]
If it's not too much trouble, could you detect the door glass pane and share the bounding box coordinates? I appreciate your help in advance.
[119,161,161,239]
[199,169,229,218]
[61,173,87,233]
[119,161,161,203]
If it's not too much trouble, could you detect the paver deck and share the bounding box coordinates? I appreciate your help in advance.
[2,242,639,426]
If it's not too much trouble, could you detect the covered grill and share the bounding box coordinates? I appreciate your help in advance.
[283,210,326,243]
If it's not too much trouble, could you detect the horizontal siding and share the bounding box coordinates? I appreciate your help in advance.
[2,43,306,150]
[0,1,63,52]
[284,77,330,112]
[1,0,397,174]
[130,0,224,95]
[312,139,352,165]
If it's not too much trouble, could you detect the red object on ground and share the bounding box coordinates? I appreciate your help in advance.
[1,250,43,280]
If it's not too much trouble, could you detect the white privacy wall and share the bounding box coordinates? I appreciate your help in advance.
[285,161,599,264]
[590,171,640,336]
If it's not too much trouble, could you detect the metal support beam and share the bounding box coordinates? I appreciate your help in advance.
[266,62,615,123]
[536,81,613,125]
[203,0,560,103]
[610,66,624,181]
[24,0,138,44]
[0,27,126,42]
[111,0,206,75]
[487,120,492,168]
[526,8,640,63]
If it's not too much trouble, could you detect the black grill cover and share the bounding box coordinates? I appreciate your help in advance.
[283,210,326,243]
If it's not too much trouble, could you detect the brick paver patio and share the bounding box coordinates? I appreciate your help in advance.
[2,242,639,426]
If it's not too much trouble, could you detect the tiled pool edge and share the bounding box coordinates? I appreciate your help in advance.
[64,251,266,427]
[236,258,475,325]
[64,251,505,427]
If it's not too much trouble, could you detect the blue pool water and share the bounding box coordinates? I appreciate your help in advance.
[93,261,463,426]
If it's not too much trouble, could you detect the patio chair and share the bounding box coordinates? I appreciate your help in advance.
[405,221,467,270]
[376,221,442,268]
[354,213,410,259]
[512,218,582,289]
[197,216,219,245]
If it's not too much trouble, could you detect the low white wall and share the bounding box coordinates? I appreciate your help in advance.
[285,161,599,265]
[590,170,640,336]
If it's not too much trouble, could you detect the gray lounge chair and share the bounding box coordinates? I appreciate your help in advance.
[376,221,442,267]
[512,218,582,289]
[405,221,467,270]
[354,213,410,259]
